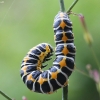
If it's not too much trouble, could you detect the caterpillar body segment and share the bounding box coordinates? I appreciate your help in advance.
[55,43,76,59]
[53,12,74,44]
[53,12,76,76]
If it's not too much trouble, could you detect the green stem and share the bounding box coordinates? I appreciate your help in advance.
[59,1,67,100]
[59,0,65,12]
[62,86,68,100]
[0,90,12,100]
[67,0,78,13]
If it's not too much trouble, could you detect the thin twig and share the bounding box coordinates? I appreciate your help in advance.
[76,67,90,78]
[90,47,100,71]
[59,0,65,12]
[67,0,78,13]
[0,90,12,100]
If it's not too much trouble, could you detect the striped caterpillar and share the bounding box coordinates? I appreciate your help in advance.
[20,12,76,94]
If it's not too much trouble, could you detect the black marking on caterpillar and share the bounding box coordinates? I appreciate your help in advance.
[20,12,76,94]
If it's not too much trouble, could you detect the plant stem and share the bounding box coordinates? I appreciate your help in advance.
[59,0,65,12]
[59,1,68,100]
[62,86,68,100]
[0,90,12,100]
[67,0,78,13]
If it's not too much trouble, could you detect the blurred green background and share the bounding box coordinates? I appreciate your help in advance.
[0,0,100,100]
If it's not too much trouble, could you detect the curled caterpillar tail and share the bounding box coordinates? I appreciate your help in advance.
[20,43,54,93]
[20,12,76,94]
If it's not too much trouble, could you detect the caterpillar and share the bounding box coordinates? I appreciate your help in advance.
[20,12,76,94]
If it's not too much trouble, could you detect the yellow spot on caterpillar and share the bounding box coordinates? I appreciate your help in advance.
[24,56,29,62]
[37,67,41,71]
[62,32,68,42]
[21,66,27,71]
[21,66,27,75]
[60,21,66,29]
[37,76,48,85]
[37,60,42,70]
[59,57,67,68]
[51,71,59,79]
[27,74,35,82]
[62,46,69,55]
[39,52,45,62]
[45,45,50,53]
[39,45,51,62]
